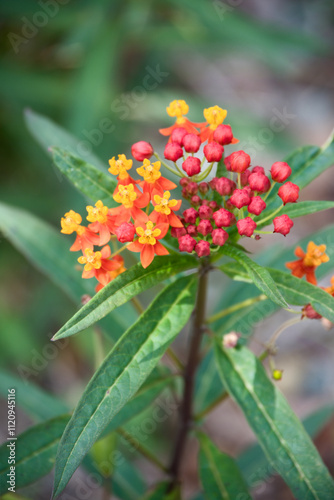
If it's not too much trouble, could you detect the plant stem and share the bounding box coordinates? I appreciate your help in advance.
[206,294,267,324]
[168,266,209,486]
[117,428,167,472]
[154,152,183,177]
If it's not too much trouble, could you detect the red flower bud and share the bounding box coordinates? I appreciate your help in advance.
[213,208,235,227]
[209,177,218,190]
[273,214,294,236]
[187,224,198,236]
[215,177,235,196]
[203,142,224,162]
[248,196,266,216]
[213,124,233,145]
[240,170,251,186]
[302,304,322,320]
[164,142,183,162]
[198,182,209,194]
[198,205,213,219]
[171,226,187,238]
[191,195,201,206]
[115,222,136,243]
[230,188,251,209]
[252,166,265,175]
[183,208,199,224]
[248,173,271,193]
[178,234,197,253]
[209,201,219,210]
[197,219,213,236]
[212,228,229,246]
[195,240,211,257]
[187,181,198,195]
[183,133,201,153]
[171,127,188,146]
[181,187,189,198]
[271,161,292,183]
[278,182,299,205]
[224,156,232,171]
[180,177,189,187]
[225,151,251,173]
[237,217,257,237]
[182,156,201,177]
[131,141,153,161]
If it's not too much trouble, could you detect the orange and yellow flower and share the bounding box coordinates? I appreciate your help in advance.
[78,245,126,290]
[61,210,100,251]
[159,99,201,138]
[150,191,183,228]
[127,218,169,268]
[137,159,177,199]
[286,241,329,285]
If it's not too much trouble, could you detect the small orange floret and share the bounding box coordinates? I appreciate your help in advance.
[286,241,329,285]
[113,184,137,208]
[324,276,334,296]
[61,210,82,234]
[137,159,161,183]
[128,219,169,268]
[108,154,132,180]
[78,248,102,272]
[159,99,201,138]
[86,200,109,224]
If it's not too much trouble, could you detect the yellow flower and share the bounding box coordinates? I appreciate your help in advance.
[113,184,137,208]
[136,221,161,245]
[166,100,189,124]
[78,249,102,271]
[153,191,178,215]
[303,241,329,267]
[137,159,161,183]
[203,105,227,130]
[108,154,132,179]
[86,200,109,223]
[60,210,82,234]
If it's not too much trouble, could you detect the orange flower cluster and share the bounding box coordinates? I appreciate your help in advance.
[61,154,183,291]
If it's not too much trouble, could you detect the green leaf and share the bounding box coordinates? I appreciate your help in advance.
[215,344,334,500]
[53,254,197,340]
[51,147,117,207]
[198,432,252,500]
[143,482,180,499]
[24,108,106,171]
[53,275,198,497]
[256,201,334,229]
[0,416,69,494]
[0,370,68,422]
[219,244,288,308]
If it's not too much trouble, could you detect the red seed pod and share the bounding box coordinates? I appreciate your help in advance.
[203,142,224,162]
[252,166,265,175]
[271,161,292,183]
[183,207,199,224]
[164,142,183,162]
[195,240,211,257]
[187,224,198,236]
[131,141,153,161]
[183,133,201,153]
[248,196,266,216]
[180,177,189,187]
[197,219,213,236]
[191,195,201,206]
[240,170,251,186]
[199,182,209,194]
[198,205,213,219]
[225,151,251,173]
[248,173,271,193]
[212,228,229,246]
[215,177,236,196]
[213,208,235,227]
[171,127,188,146]
[278,182,300,205]
[273,214,294,236]
[115,222,136,243]
[171,226,187,238]
[178,234,197,253]
[182,157,201,177]
[213,124,234,145]
[236,217,257,237]
[302,304,322,320]
[230,188,251,209]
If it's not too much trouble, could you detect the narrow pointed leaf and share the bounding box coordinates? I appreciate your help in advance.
[51,147,117,206]
[219,244,288,308]
[53,254,197,340]
[0,416,69,494]
[215,344,334,500]
[24,108,105,171]
[53,275,198,497]
[198,432,252,500]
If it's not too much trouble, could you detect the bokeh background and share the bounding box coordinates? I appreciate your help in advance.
[1,1,334,499]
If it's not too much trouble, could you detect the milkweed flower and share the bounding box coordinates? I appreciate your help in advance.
[159,99,201,137]
[86,200,116,245]
[61,210,100,251]
[128,219,169,268]
[137,159,177,199]
[108,154,135,184]
[286,241,329,285]
[78,246,125,289]
[150,191,183,227]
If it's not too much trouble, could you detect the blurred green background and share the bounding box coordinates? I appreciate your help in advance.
[0,1,334,498]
